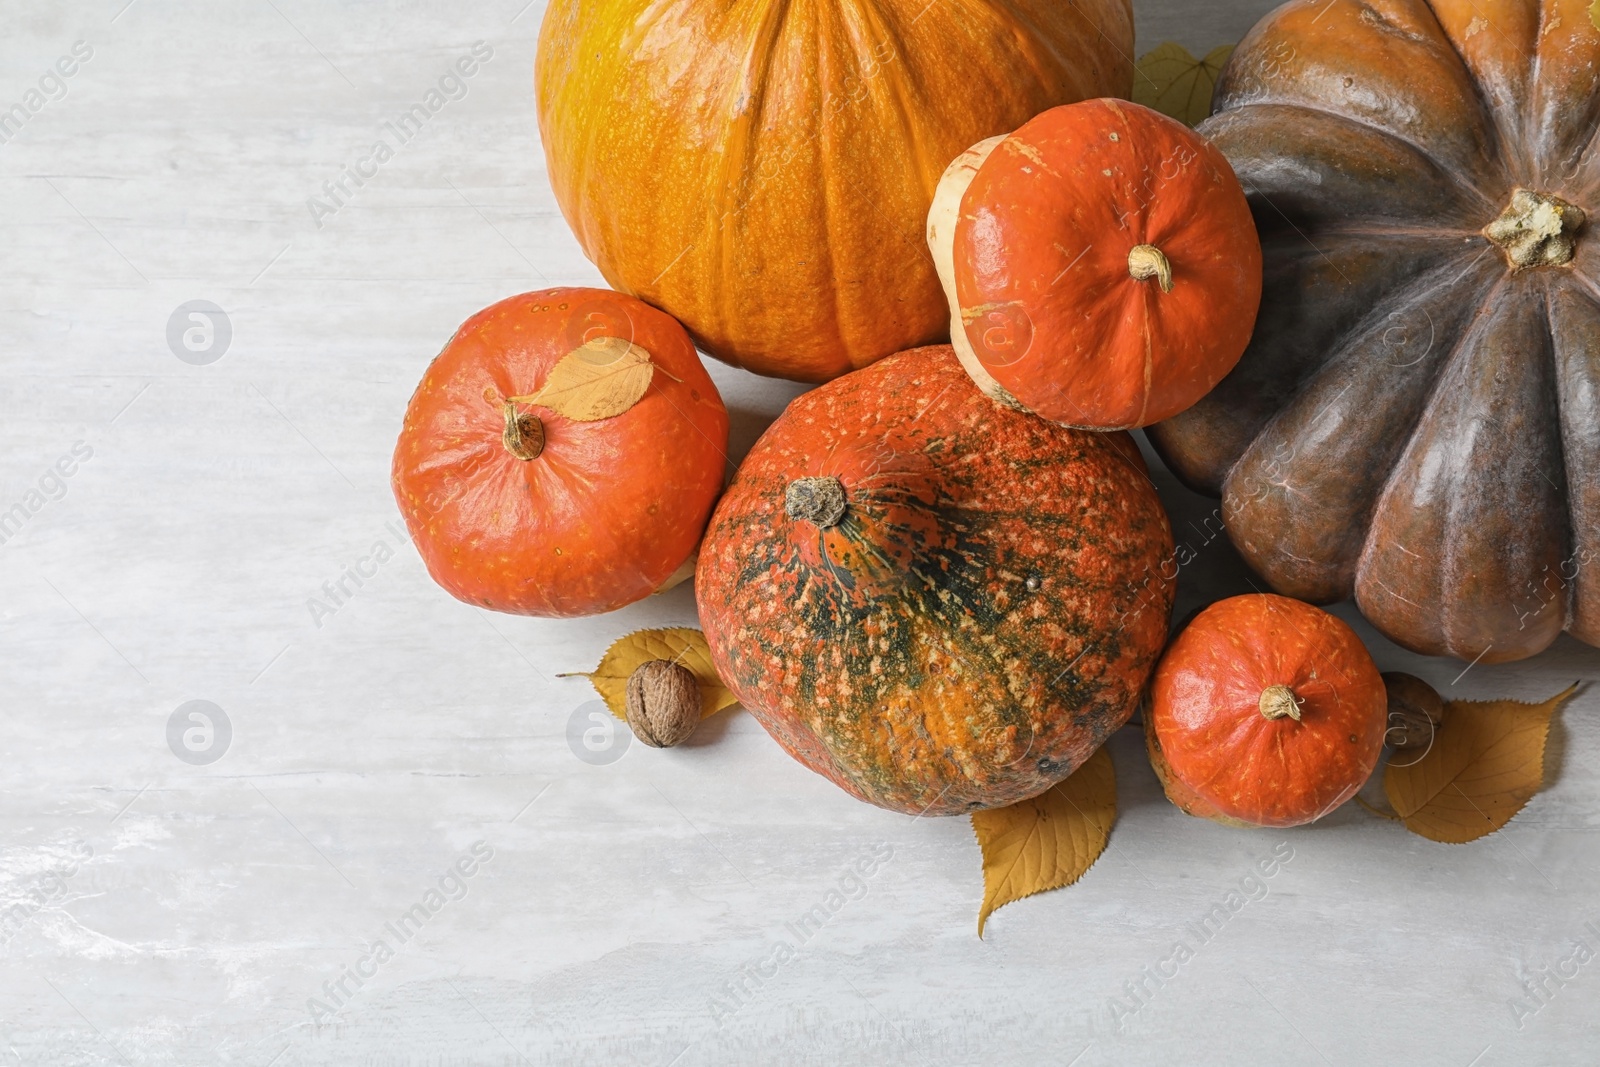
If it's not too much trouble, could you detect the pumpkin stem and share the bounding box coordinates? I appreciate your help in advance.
[1484,189,1586,270]
[786,476,847,528]
[502,402,545,461]
[1127,244,1174,293]
[1259,684,1302,723]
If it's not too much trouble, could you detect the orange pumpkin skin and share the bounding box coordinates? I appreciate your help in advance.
[1151,594,1387,828]
[1144,710,1254,829]
[392,289,728,618]
[696,346,1175,816]
[953,99,1262,429]
[535,0,1134,383]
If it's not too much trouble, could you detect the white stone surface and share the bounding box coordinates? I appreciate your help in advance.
[1,1,1596,1064]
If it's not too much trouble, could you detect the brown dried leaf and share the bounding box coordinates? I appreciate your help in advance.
[1384,685,1579,844]
[971,746,1116,937]
[511,337,654,421]
[566,628,738,722]
[1132,42,1234,127]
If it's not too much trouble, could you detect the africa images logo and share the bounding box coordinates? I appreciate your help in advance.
[167,700,231,766]
[306,841,494,1027]
[567,700,630,766]
[166,301,232,365]
[0,40,93,147]
[0,441,93,548]
[306,42,494,229]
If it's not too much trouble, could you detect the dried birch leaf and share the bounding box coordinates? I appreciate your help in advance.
[1132,43,1234,127]
[510,337,654,421]
[971,746,1116,937]
[1385,685,1579,843]
[565,628,738,722]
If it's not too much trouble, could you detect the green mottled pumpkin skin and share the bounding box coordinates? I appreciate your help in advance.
[696,346,1175,816]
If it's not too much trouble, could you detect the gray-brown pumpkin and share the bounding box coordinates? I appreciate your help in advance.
[1149,0,1600,664]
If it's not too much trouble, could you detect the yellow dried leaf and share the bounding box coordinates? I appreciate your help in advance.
[566,628,738,722]
[1132,42,1234,127]
[1592,0,1599,31]
[971,746,1116,937]
[510,336,654,421]
[1384,685,1579,844]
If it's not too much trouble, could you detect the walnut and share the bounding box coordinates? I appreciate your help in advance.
[1382,672,1443,750]
[625,660,701,748]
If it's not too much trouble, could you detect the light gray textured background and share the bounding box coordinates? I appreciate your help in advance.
[2,1,1597,1064]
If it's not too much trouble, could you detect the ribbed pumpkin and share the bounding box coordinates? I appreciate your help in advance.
[931,99,1262,428]
[535,0,1134,383]
[696,345,1175,816]
[1149,0,1600,663]
[1149,595,1387,828]
[392,289,728,618]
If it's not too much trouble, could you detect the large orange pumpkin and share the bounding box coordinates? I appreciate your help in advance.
[1150,594,1387,828]
[535,0,1135,383]
[934,99,1262,429]
[392,289,728,618]
[696,346,1175,816]
[1150,0,1600,663]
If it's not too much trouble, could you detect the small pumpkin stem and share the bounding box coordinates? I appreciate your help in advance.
[1128,244,1174,293]
[1484,189,1586,270]
[786,476,848,528]
[502,402,545,461]
[1259,684,1302,722]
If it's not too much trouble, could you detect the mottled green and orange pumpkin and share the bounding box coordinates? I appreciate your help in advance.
[696,346,1175,815]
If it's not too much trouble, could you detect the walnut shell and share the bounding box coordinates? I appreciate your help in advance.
[1381,672,1444,751]
[625,660,701,748]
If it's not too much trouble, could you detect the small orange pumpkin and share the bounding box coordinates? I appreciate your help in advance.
[1149,594,1386,828]
[392,289,728,618]
[933,98,1262,429]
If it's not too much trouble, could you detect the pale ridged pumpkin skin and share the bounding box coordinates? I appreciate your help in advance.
[536,0,1135,383]
[1149,0,1600,663]
[696,346,1174,816]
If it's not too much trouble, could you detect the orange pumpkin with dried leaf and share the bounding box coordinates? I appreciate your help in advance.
[392,288,728,617]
